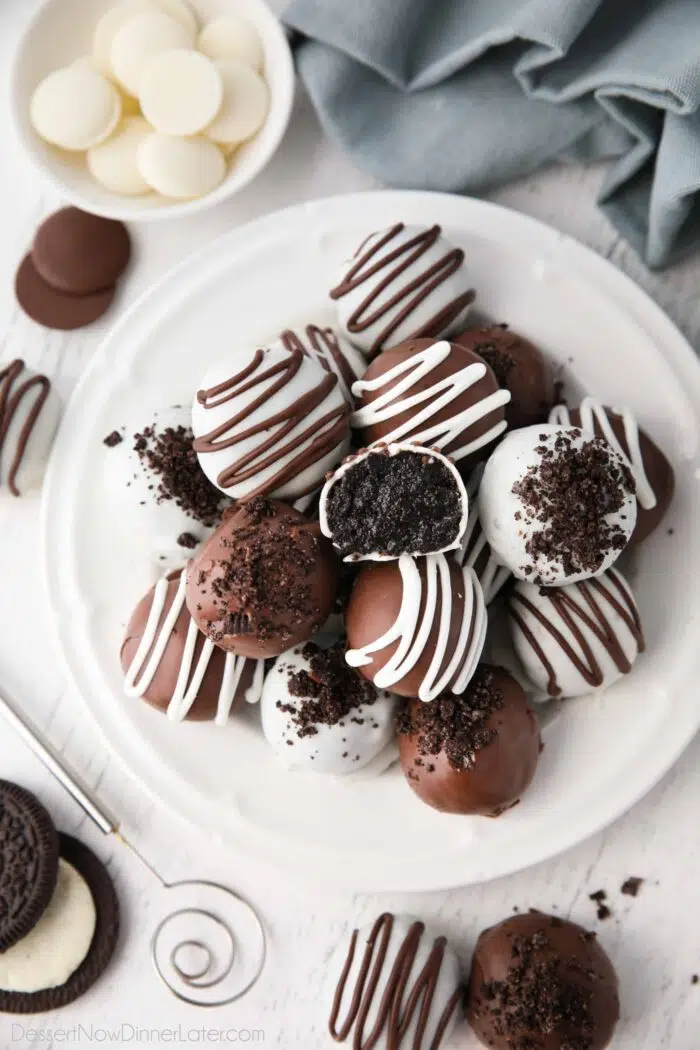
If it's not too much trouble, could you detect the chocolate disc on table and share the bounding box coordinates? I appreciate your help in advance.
[32,207,131,295]
[0,781,59,952]
[15,254,115,331]
[0,834,119,1014]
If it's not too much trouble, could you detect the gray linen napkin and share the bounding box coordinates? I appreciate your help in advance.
[283,0,700,268]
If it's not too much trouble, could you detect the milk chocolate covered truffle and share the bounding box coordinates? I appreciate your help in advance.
[467,912,620,1050]
[479,424,637,586]
[508,567,644,699]
[191,344,350,502]
[345,553,487,701]
[351,338,510,472]
[0,360,61,496]
[269,324,366,406]
[260,641,397,775]
[397,666,540,816]
[319,443,468,561]
[551,398,674,544]
[186,498,340,657]
[455,324,555,429]
[330,222,474,357]
[121,569,265,723]
[326,913,462,1050]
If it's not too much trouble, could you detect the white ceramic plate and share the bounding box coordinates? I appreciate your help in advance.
[43,191,700,891]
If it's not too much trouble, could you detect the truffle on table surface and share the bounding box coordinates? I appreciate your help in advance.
[185,498,340,658]
[345,553,487,702]
[260,641,397,775]
[507,567,644,699]
[330,222,474,358]
[121,569,265,724]
[319,442,469,562]
[478,424,637,586]
[466,911,620,1050]
[455,323,555,430]
[351,337,510,473]
[551,397,674,545]
[325,912,463,1050]
[191,344,350,502]
[0,359,61,497]
[397,665,541,816]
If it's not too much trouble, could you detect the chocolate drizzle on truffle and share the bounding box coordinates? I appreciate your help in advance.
[280,325,360,404]
[193,347,349,497]
[329,913,462,1050]
[0,360,51,496]
[511,430,635,582]
[330,224,474,357]
[508,569,645,698]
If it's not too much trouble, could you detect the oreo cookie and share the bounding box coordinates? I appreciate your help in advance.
[0,780,59,952]
[0,834,119,1014]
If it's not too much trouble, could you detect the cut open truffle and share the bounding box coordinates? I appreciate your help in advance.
[319,443,468,561]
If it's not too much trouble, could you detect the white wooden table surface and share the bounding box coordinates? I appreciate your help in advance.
[1,2,699,1048]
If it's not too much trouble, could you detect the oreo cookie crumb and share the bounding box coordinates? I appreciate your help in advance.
[480,932,596,1049]
[132,422,223,528]
[103,430,123,448]
[177,532,198,550]
[589,890,607,903]
[325,448,463,559]
[620,876,643,897]
[396,666,503,771]
[692,975,698,985]
[512,430,635,582]
[209,498,319,643]
[278,642,377,737]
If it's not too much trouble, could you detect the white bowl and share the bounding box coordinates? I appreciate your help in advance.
[11,0,295,221]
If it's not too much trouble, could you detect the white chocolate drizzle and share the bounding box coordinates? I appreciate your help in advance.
[346,553,487,702]
[550,397,656,509]
[124,572,264,725]
[351,340,511,463]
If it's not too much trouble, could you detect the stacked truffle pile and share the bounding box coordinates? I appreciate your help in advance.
[112,218,674,819]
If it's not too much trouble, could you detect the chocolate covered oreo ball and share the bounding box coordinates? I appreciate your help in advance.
[186,498,340,658]
[330,222,474,358]
[260,641,397,775]
[456,464,511,604]
[326,912,463,1050]
[319,443,468,561]
[397,666,540,816]
[352,337,510,472]
[192,343,350,502]
[121,569,265,723]
[345,553,487,702]
[467,911,620,1050]
[0,359,61,496]
[455,323,555,429]
[551,398,674,544]
[479,424,637,586]
[508,567,644,699]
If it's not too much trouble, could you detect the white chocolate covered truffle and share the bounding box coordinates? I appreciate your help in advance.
[478,424,637,586]
[0,360,61,497]
[103,404,227,556]
[508,568,645,698]
[191,344,350,502]
[260,642,398,775]
[267,324,366,407]
[325,913,462,1050]
[330,223,474,357]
